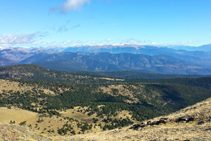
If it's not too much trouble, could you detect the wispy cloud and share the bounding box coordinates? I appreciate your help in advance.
[58,26,68,32]
[56,24,81,32]
[51,0,91,13]
[0,33,38,45]
[66,19,72,23]
[71,24,81,29]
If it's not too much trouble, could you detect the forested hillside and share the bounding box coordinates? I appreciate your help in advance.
[0,64,124,83]
[0,64,205,82]
[0,73,211,136]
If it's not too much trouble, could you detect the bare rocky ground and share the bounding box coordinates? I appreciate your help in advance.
[0,124,52,141]
[1,98,211,141]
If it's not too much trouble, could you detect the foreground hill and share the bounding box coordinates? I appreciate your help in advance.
[54,97,211,141]
[0,97,210,141]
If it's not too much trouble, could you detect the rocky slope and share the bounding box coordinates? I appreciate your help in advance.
[0,124,53,141]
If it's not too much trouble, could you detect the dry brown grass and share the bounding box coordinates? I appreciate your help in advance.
[0,107,87,136]
[0,107,38,125]
[0,105,108,136]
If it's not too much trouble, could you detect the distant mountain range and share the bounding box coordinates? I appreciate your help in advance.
[0,57,16,66]
[0,44,211,75]
[62,44,211,53]
[166,44,211,51]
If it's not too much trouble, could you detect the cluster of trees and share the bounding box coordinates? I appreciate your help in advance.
[102,118,133,131]
[57,123,74,135]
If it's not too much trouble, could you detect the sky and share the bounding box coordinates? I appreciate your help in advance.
[0,0,211,48]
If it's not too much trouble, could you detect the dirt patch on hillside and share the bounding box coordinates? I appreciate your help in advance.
[95,77,125,81]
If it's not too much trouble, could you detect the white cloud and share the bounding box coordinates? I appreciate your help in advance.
[51,0,91,13]
[0,33,37,45]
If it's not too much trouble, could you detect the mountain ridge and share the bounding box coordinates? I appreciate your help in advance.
[1,45,211,75]
[22,52,211,75]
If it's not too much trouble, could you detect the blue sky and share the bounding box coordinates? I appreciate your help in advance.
[0,0,211,48]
